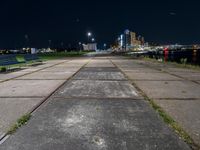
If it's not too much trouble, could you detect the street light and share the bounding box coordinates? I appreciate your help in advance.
[87,32,92,37]
[92,38,95,42]
[78,42,82,51]
[104,43,107,50]
[87,32,92,43]
[48,40,51,49]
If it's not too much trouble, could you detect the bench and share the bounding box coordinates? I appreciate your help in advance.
[0,55,23,67]
[24,54,42,62]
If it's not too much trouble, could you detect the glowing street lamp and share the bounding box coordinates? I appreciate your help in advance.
[104,43,107,50]
[87,32,92,43]
[87,32,92,37]
[78,42,82,51]
[92,38,95,42]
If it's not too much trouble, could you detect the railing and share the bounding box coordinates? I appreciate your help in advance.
[145,49,200,65]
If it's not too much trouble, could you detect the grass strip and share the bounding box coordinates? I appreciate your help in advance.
[132,81,200,150]
[142,57,200,71]
[7,114,31,135]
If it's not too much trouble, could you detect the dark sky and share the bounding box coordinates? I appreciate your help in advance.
[0,0,200,48]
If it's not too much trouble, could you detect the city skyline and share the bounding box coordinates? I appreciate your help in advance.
[0,0,200,48]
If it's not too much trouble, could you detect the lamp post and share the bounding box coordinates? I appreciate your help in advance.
[104,43,107,50]
[87,32,92,43]
[48,40,51,49]
[79,42,82,51]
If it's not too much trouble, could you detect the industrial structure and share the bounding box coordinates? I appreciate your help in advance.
[82,43,97,51]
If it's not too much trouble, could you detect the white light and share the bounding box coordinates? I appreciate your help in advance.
[87,32,92,37]
[120,34,123,47]
[92,38,95,42]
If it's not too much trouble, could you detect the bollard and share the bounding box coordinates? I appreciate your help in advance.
[164,48,169,62]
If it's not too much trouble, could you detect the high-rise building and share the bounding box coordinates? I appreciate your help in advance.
[115,29,146,51]
[129,31,143,46]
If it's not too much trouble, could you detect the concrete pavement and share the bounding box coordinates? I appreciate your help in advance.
[111,56,200,147]
[0,58,91,138]
[0,57,190,150]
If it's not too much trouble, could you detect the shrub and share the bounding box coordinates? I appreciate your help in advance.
[180,58,187,65]
[0,67,7,72]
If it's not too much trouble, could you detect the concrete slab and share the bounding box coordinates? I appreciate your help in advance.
[122,68,162,73]
[74,72,126,80]
[54,64,83,68]
[112,64,146,68]
[0,80,65,97]
[55,80,140,98]
[86,60,114,67]
[41,67,81,72]
[0,98,190,150]
[166,68,200,73]
[54,61,88,66]
[0,71,28,80]
[169,72,200,81]
[19,67,42,72]
[45,60,68,64]
[125,72,182,81]
[141,62,174,69]
[16,71,75,80]
[133,80,200,99]
[86,63,115,67]
[154,99,200,145]
[81,67,119,72]
[0,98,42,134]
[26,64,54,69]
[111,60,149,67]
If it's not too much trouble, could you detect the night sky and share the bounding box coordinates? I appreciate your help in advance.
[0,0,200,48]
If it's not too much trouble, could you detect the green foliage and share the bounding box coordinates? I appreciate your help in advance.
[8,114,31,134]
[146,98,198,149]
[142,57,200,70]
[130,81,199,149]
[38,51,88,61]
[180,58,187,65]
[0,67,7,72]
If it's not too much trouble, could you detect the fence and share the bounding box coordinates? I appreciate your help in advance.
[146,49,200,65]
